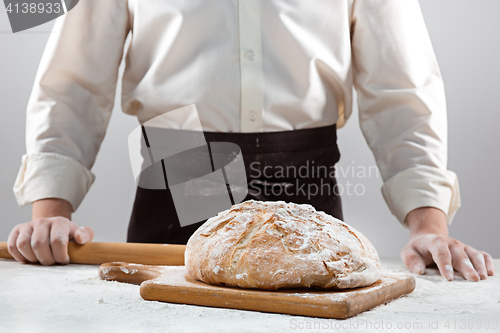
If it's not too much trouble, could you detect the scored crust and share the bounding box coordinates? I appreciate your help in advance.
[185,200,381,290]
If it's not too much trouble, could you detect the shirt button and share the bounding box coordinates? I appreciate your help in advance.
[245,50,255,61]
[248,111,257,121]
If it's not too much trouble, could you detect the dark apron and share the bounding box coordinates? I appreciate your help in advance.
[127,124,342,244]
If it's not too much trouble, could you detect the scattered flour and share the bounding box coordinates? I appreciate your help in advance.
[1,258,499,333]
[120,267,138,275]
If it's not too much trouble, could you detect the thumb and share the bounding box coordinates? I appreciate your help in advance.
[401,246,426,275]
[72,226,95,244]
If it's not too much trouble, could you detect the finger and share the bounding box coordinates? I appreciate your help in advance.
[464,246,488,280]
[409,234,440,266]
[71,226,94,245]
[7,227,28,263]
[427,236,454,281]
[482,252,495,276]
[401,246,426,274]
[16,224,38,263]
[450,245,480,282]
[49,218,71,264]
[31,219,56,266]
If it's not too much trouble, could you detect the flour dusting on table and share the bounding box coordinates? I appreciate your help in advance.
[1,258,499,333]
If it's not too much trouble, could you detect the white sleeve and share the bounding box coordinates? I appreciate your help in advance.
[351,0,461,227]
[13,0,130,211]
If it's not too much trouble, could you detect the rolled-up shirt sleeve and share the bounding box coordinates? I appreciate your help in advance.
[13,0,130,211]
[350,0,461,227]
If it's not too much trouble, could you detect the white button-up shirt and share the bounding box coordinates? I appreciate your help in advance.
[14,0,461,227]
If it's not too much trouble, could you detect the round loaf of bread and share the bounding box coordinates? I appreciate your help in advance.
[185,200,381,290]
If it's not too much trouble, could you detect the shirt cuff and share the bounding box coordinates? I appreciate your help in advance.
[13,152,95,212]
[381,166,461,228]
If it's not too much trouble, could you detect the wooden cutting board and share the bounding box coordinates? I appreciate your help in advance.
[99,262,415,319]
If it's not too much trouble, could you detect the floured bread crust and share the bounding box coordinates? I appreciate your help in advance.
[185,200,381,290]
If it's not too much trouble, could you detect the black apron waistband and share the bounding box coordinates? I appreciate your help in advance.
[203,124,338,154]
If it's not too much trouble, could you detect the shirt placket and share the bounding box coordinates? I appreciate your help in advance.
[238,0,264,132]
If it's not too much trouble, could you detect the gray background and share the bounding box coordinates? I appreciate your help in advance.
[0,0,498,258]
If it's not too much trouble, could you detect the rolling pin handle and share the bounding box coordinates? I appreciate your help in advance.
[99,262,164,285]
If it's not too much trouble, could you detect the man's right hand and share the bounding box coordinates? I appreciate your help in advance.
[7,198,94,265]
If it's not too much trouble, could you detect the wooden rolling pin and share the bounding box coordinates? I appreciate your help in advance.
[0,241,185,265]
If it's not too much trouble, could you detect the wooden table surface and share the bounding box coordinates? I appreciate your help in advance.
[0,258,498,333]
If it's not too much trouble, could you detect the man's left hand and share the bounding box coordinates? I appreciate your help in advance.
[401,207,494,281]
